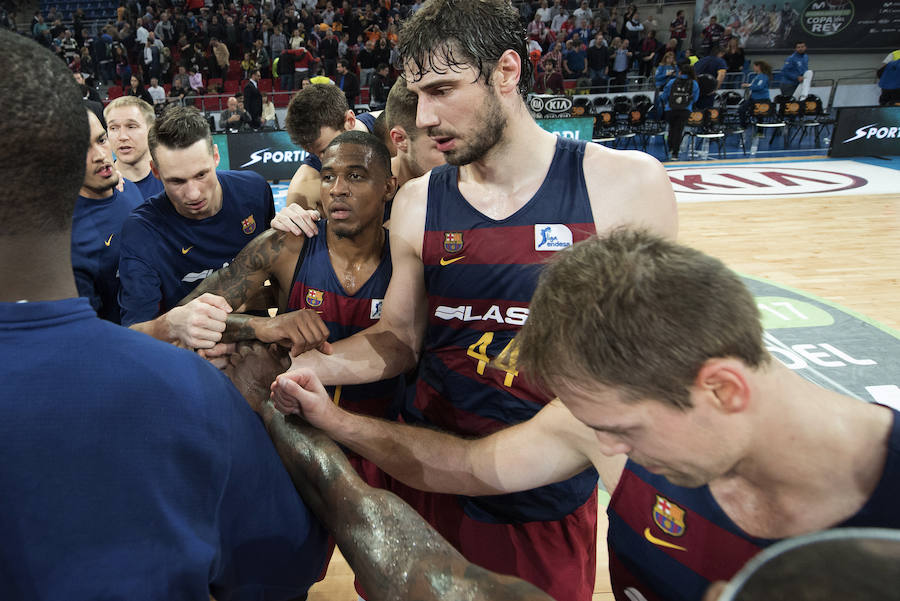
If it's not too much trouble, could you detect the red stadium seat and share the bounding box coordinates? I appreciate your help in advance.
[223,80,239,94]
[259,78,273,93]
[360,87,369,104]
[272,91,292,108]
[207,77,223,91]
[107,85,123,100]
[163,84,171,95]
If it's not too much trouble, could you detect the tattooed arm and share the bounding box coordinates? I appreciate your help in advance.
[179,230,331,356]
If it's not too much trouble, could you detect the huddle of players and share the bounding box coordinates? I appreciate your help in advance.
[52,0,900,599]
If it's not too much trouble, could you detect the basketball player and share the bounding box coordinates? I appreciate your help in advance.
[72,109,144,323]
[118,106,277,350]
[285,0,677,598]
[284,83,379,211]
[272,229,899,601]
[0,29,327,599]
[104,96,165,199]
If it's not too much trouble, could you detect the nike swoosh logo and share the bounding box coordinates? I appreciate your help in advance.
[439,255,465,266]
[104,234,114,247]
[643,528,687,551]
[182,246,193,255]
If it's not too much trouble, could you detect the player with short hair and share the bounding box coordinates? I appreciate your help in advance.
[283,83,378,211]
[383,78,446,189]
[284,0,677,598]
[103,95,165,199]
[274,228,899,601]
[118,106,277,351]
[71,109,145,323]
[0,29,328,600]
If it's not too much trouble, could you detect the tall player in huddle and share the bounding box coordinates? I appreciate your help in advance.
[104,96,165,200]
[285,0,677,598]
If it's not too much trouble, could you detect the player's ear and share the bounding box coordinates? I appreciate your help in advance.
[692,358,750,414]
[389,126,408,153]
[149,159,160,179]
[344,109,356,131]
[494,48,522,95]
[212,143,221,168]
[383,174,398,202]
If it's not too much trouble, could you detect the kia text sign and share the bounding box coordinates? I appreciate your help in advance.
[829,106,900,158]
[668,165,868,200]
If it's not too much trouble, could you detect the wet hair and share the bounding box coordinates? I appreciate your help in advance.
[147,106,213,163]
[0,30,88,234]
[285,83,349,150]
[323,130,391,177]
[384,77,421,139]
[517,229,768,409]
[398,0,532,97]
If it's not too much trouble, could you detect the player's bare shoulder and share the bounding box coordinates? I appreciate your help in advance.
[388,171,431,257]
[583,143,678,238]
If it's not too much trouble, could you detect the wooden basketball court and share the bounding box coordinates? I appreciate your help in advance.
[307,155,900,600]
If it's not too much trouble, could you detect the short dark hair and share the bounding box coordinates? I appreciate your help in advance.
[399,0,533,97]
[384,77,421,139]
[517,229,768,409]
[338,58,349,69]
[323,130,392,178]
[376,62,389,72]
[285,83,349,150]
[148,106,213,163]
[0,30,88,234]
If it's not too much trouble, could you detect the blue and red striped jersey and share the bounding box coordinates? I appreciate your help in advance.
[288,221,402,419]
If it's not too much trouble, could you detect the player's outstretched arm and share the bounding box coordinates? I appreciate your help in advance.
[288,177,429,385]
[259,401,554,601]
[270,368,598,496]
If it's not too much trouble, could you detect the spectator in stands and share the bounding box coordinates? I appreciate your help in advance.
[655,50,677,90]
[536,56,565,94]
[669,9,687,51]
[261,94,277,129]
[127,75,154,105]
[113,45,131,87]
[221,96,250,131]
[544,40,563,72]
[563,39,588,80]
[143,36,161,82]
[271,25,287,61]
[373,37,391,70]
[211,38,230,79]
[357,39,377,86]
[694,45,727,109]
[623,10,644,49]
[147,77,166,106]
[74,71,102,102]
[877,56,900,105]
[244,69,263,129]
[587,32,609,90]
[702,15,724,56]
[154,11,174,45]
[254,38,270,79]
[660,60,699,160]
[723,37,745,89]
[319,27,339,78]
[188,68,205,95]
[369,63,390,110]
[609,37,633,92]
[241,51,256,80]
[336,58,359,108]
[536,0,551,24]
[780,41,808,98]
[637,29,659,79]
[573,0,592,26]
[550,6,569,35]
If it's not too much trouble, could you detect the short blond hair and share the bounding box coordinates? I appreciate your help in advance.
[103,96,155,126]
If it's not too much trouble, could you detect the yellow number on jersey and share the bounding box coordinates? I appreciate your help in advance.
[467,332,520,387]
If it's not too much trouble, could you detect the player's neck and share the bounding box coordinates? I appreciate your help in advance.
[79,184,115,200]
[391,155,419,189]
[710,364,892,536]
[114,155,151,182]
[326,221,385,265]
[0,233,78,302]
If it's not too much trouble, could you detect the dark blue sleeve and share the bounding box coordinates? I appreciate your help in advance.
[301,153,322,171]
[660,77,673,103]
[118,217,163,326]
[692,81,700,104]
[210,384,329,598]
[73,267,101,314]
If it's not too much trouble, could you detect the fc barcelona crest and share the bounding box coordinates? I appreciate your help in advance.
[652,495,686,537]
[241,215,257,235]
[443,232,463,253]
[306,288,324,307]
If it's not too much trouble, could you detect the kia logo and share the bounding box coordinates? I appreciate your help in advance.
[668,167,867,197]
[545,97,572,113]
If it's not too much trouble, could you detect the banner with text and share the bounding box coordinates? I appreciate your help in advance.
[829,106,900,157]
[213,131,309,180]
[693,0,900,52]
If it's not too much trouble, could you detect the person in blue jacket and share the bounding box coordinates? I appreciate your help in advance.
[877,57,900,106]
[659,60,700,160]
[741,60,772,126]
[654,50,677,90]
[780,40,808,98]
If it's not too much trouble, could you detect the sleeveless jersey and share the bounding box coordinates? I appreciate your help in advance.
[287,220,401,420]
[404,136,600,601]
[608,407,900,601]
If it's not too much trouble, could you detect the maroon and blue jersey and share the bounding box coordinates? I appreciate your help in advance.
[401,136,600,600]
[287,220,401,420]
[118,170,274,326]
[608,407,900,601]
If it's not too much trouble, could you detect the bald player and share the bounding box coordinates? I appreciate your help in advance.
[272,228,900,601]
[71,109,144,323]
[104,96,165,199]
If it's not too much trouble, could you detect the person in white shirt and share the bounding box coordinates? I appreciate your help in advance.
[550,9,569,33]
[147,77,166,106]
